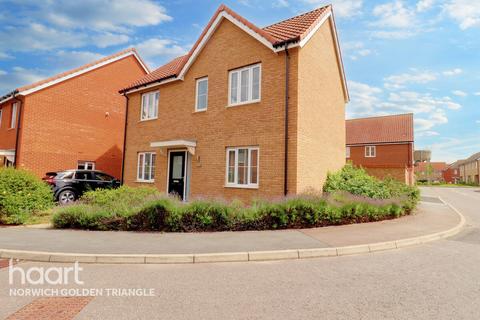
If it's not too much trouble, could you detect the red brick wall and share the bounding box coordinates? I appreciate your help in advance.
[0,99,22,150]
[364,167,409,184]
[16,55,147,178]
[347,143,413,168]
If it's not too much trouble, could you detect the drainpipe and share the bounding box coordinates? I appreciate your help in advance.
[12,91,22,169]
[283,43,290,196]
[120,93,129,184]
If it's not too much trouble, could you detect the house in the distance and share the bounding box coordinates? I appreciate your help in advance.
[415,162,447,183]
[120,4,349,202]
[0,49,148,178]
[443,160,463,184]
[346,113,414,185]
[458,152,480,185]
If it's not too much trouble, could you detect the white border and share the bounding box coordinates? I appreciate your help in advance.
[195,77,208,112]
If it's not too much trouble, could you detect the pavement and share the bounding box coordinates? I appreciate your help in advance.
[0,197,463,263]
[0,187,479,319]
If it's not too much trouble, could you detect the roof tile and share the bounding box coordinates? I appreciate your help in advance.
[346,113,414,145]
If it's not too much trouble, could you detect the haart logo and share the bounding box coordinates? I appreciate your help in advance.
[8,260,84,285]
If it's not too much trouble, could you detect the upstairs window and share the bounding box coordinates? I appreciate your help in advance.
[10,103,17,128]
[195,77,208,111]
[346,147,351,158]
[141,91,159,121]
[365,146,376,158]
[0,108,2,127]
[229,64,261,106]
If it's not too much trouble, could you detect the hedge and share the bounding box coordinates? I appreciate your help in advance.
[0,168,54,224]
[52,166,419,232]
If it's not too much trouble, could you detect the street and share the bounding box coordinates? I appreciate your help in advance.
[1,187,480,319]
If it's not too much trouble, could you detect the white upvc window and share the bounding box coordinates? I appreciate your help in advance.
[10,103,17,128]
[77,161,95,170]
[228,64,261,106]
[137,152,156,182]
[346,147,351,158]
[0,109,2,127]
[140,91,159,121]
[195,77,208,111]
[365,146,376,158]
[226,147,259,188]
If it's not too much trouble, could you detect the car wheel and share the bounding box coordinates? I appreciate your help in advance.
[58,190,76,205]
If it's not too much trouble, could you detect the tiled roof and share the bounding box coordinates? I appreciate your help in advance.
[416,162,448,172]
[346,113,414,145]
[464,152,480,163]
[121,4,332,92]
[1,48,148,102]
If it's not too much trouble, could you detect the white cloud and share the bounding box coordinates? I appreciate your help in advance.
[45,0,172,32]
[0,23,86,51]
[92,33,130,48]
[53,51,105,70]
[273,0,289,8]
[303,0,363,18]
[0,70,7,76]
[442,68,462,76]
[371,30,416,39]
[417,130,440,137]
[342,41,372,60]
[474,92,480,96]
[384,70,437,90]
[444,0,480,30]
[476,120,480,124]
[452,90,467,97]
[135,38,189,68]
[373,1,415,28]
[417,0,435,12]
[0,52,12,60]
[0,67,48,94]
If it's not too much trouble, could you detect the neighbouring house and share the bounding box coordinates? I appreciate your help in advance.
[120,4,349,202]
[0,49,148,178]
[459,152,480,185]
[443,160,463,184]
[415,162,447,183]
[346,113,414,185]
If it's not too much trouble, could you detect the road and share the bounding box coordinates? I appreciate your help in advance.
[1,187,480,319]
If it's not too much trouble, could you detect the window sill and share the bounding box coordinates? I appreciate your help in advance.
[226,100,261,108]
[138,117,158,123]
[193,109,207,113]
[135,180,155,184]
[224,184,259,190]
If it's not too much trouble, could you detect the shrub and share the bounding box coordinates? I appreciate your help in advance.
[0,168,54,224]
[52,166,419,232]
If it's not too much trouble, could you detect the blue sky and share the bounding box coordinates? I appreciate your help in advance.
[0,0,479,162]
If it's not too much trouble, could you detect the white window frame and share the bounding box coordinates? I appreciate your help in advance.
[365,146,376,158]
[195,77,208,112]
[228,63,261,107]
[77,161,95,170]
[346,147,351,158]
[10,103,17,129]
[137,152,156,182]
[140,91,159,121]
[0,108,2,127]
[225,147,259,188]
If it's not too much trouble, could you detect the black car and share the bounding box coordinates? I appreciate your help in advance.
[43,170,121,204]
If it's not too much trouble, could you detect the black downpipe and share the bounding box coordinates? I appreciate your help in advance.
[12,92,22,169]
[120,94,129,184]
[284,44,290,196]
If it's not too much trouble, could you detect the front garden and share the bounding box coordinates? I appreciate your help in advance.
[51,164,419,232]
[0,165,419,231]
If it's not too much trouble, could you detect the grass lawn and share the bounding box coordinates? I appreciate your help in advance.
[24,209,55,225]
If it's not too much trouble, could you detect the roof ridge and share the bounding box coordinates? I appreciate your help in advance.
[347,113,413,121]
[262,4,331,29]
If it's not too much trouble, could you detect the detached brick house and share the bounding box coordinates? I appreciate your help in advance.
[0,49,148,178]
[120,4,349,201]
[459,152,480,185]
[346,113,414,185]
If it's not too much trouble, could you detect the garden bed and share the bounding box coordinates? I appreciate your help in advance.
[52,165,420,232]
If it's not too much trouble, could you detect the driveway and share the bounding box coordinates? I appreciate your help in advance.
[1,187,480,319]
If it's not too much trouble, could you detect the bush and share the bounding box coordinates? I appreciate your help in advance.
[0,168,54,224]
[52,166,419,232]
